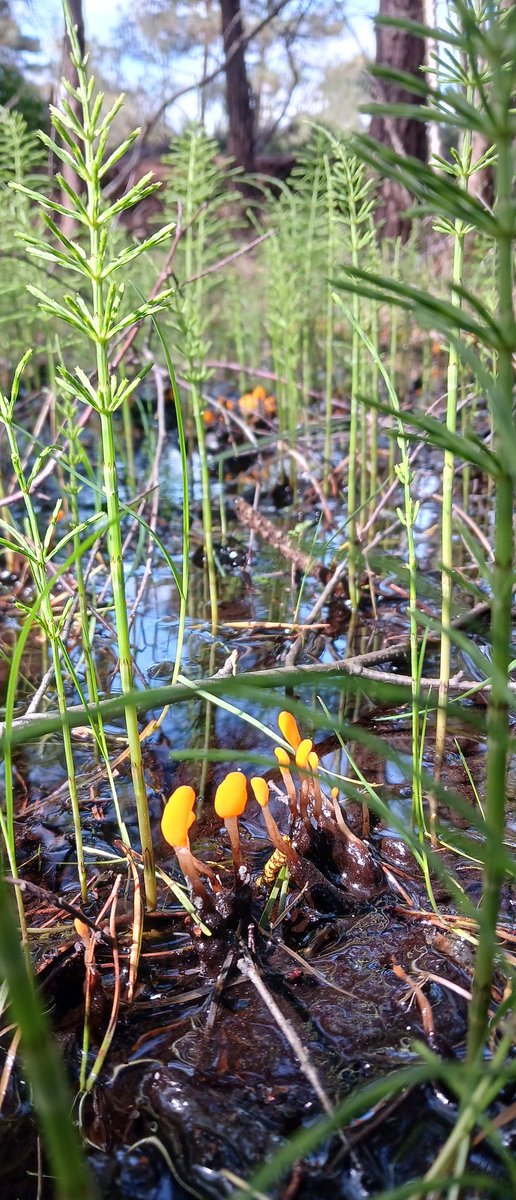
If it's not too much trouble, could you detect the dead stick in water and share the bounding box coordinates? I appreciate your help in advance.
[234,497,320,579]
[237,947,348,1146]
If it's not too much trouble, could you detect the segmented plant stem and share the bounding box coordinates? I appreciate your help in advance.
[68,463,130,847]
[323,156,335,496]
[434,108,471,816]
[343,158,366,613]
[3,420,88,901]
[467,95,514,1061]
[347,261,360,612]
[98,410,157,906]
[191,381,219,631]
[433,221,465,814]
[0,871,95,1200]
[80,89,156,907]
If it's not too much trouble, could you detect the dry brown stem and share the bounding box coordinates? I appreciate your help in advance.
[234,497,316,577]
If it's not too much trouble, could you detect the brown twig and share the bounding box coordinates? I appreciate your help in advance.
[116,843,144,1004]
[237,946,346,1139]
[391,958,435,1041]
[234,497,317,578]
[277,441,333,526]
[206,357,341,404]
[285,560,348,669]
[85,874,122,1091]
[187,230,272,283]
[5,878,115,947]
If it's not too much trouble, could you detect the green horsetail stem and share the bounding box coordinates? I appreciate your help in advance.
[0,870,95,1199]
[467,16,515,1061]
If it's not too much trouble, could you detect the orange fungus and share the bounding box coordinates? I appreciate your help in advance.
[278,710,302,751]
[214,771,248,819]
[295,739,313,769]
[161,785,196,848]
[250,777,269,808]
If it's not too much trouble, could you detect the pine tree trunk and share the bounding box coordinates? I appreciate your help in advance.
[370,0,427,239]
[220,0,255,174]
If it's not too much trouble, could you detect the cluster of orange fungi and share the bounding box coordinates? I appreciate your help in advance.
[203,384,276,428]
[160,710,360,911]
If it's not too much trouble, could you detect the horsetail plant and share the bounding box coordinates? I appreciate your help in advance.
[333,0,515,1118]
[60,385,130,847]
[332,298,435,895]
[0,352,88,902]
[162,126,244,631]
[323,153,337,495]
[432,47,494,807]
[12,4,179,908]
[327,141,376,610]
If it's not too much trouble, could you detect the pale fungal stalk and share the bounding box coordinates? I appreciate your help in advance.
[161,786,217,908]
[250,778,298,866]
[295,739,313,824]
[274,747,297,816]
[214,772,249,883]
[330,787,364,847]
[308,750,323,821]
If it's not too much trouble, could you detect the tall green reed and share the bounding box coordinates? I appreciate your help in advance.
[334,0,515,1083]
[0,870,95,1199]
[0,353,88,901]
[161,126,244,630]
[60,383,130,846]
[12,5,180,908]
[329,142,376,610]
[333,300,435,902]
[263,199,305,474]
[323,153,338,494]
[432,45,495,817]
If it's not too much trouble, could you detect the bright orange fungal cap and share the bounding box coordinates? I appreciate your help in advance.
[250,777,269,808]
[274,746,291,767]
[278,711,302,751]
[161,785,196,848]
[214,771,248,819]
[295,738,313,769]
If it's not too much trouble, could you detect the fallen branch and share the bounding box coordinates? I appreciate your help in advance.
[285,559,348,668]
[234,496,325,580]
[237,948,343,1134]
[0,627,506,754]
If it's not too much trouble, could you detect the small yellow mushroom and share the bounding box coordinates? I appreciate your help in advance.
[295,739,313,823]
[214,771,249,881]
[274,746,297,816]
[308,749,323,821]
[161,785,218,906]
[250,777,297,866]
[278,710,302,752]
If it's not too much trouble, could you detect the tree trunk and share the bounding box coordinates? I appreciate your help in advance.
[219,0,255,174]
[370,0,427,239]
[59,0,85,235]
[423,0,441,163]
